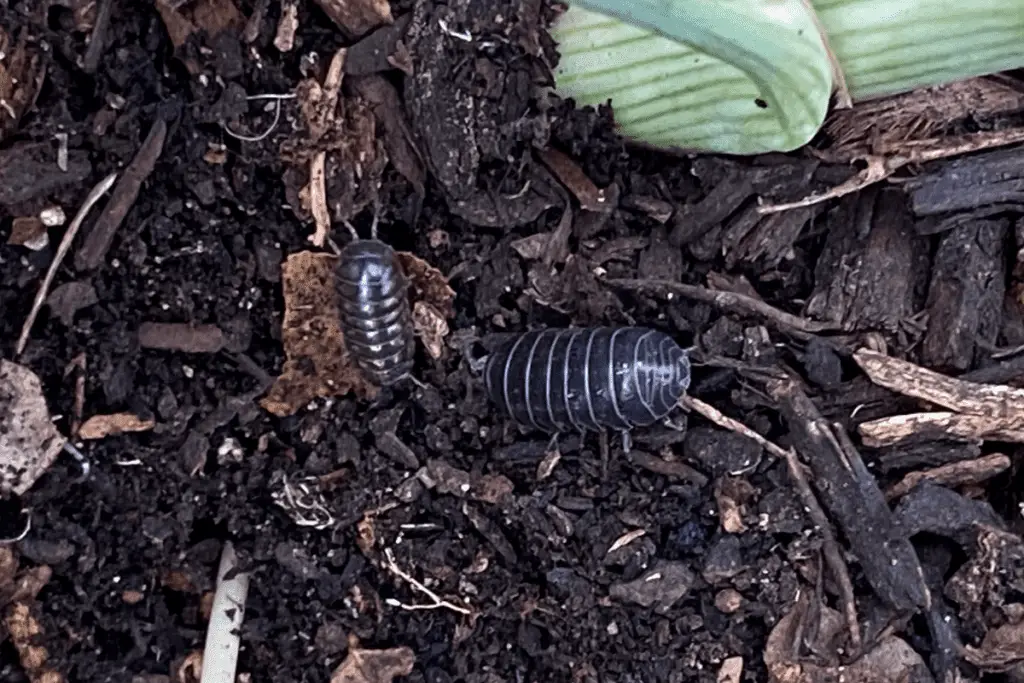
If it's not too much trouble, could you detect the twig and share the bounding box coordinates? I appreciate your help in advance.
[679,394,861,650]
[884,453,1011,501]
[309,151,330,247]
[82,0,114,73]
[605,278,841,338]
[0,510,31,544]
[383,548,472,615]
[16,172,117,356]
[75,118,167,271]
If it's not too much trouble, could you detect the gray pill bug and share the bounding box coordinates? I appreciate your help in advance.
[335,219,416,387]
[483,326,692,449]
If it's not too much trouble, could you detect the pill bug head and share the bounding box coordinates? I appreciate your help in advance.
[630,329,691,421]
[336,239,406,290]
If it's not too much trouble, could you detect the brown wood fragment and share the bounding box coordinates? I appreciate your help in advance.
[138,322,225,353]
[859,412,1024,448]
[536,147,614,213]
[0,27,46,144]
[805,187,927,334]
[78,412,156,440]
[75,119,167,271]
[904,145,1024,216]
[920,218,1008,372]
[884,453,1011,501]
[853,348,1024,419]
[629,450,708,487]
[721,203,814,271]
[875,440,982,474]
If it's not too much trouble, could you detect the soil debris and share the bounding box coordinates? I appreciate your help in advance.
[45,281,98,326]
[0,26,46,144]
[330,636,414,683]
[0,360,66,496]
[396,251,455,319]
[8,217,49,250]
[77,412,156,440]
[536,147,615,213]
[260,251,377,417]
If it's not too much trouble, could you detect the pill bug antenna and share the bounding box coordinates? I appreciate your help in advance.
[406,373,429,391]
[620,430,633,454]
[369,211,380,241]
[342,219,360,241]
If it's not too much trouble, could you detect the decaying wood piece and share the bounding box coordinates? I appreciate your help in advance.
[884,453,1011,501]
[767,378,932,614]
[854,347,1024,446]
[875,440,983,474]
[860,412,1024,448]
[720,203,816,271]
[920,219,1008,372]
[854,348,1024,418]
[903,145,1024,216]
[805,187,928,334]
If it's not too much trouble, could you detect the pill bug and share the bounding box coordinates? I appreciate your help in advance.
[483,326,691,436]
[335,223,415,387]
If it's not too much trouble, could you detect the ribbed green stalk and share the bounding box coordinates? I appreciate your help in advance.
[552,0,1024,155]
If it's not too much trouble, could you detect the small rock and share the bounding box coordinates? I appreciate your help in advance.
[714,588,743,613]
[46,281,98,325]
[376,432,419,469]
[703,535,743,584]
[684,427,762,477]
[274,542,322,581]
[19,538,75,565]
[609,560,695,613]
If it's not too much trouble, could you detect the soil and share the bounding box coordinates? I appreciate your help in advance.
[2,1,1024,683]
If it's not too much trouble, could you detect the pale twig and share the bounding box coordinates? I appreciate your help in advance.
[383,548,472,615]
[16,172,117,356]
[222,99,282,142]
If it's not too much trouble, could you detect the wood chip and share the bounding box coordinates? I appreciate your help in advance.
[78,413,156,440]
[330,637,414,683]
[536,147,615,213]
[260,251,378,417]
[411,301,448,359]
[396,251,455,318]
[885,453,1011,501]
[859,412,1024,448]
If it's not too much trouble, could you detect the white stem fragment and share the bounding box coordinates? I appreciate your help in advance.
[200,541,250,683]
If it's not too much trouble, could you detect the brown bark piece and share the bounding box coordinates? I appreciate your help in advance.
[721,204,815,271]
[859,412,1024,448]
[853,348,1024,419]
[78,413,156,440]
[260,251,377,417]
[806,187,927,333]
[0,27,46,145]
[903,146,1024,216]
[884,453,1011,501]
[536,147,614,213]
[75,119,167,271]
[920,218,1008,372]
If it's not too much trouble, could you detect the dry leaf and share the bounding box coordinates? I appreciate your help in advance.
[717,657,743,683]
[536,147,615,213]
[260,251,377,417]
[78,412,156,440]
[0,360,66,496]
[331,637,415,683]
[396,252,455,319]
[964,609,1024,672]
[411,301,448,360]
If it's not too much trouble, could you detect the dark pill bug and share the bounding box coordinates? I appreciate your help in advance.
[335,238,416,387]
[484,326,691,439]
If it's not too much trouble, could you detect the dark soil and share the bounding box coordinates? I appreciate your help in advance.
[3,1,1024,683]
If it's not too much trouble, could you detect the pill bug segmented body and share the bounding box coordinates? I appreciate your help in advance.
[484,326,691,434]
[335,239,416,387]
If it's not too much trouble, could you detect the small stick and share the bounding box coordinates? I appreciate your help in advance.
[884,453,1011,502]
[680,394,861,651]
[82,0,114,73]
[16,172,117,356]
[308,151,330,247]
[605,278,841,337]
[383,548,472,615]
[75,119,167,271]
